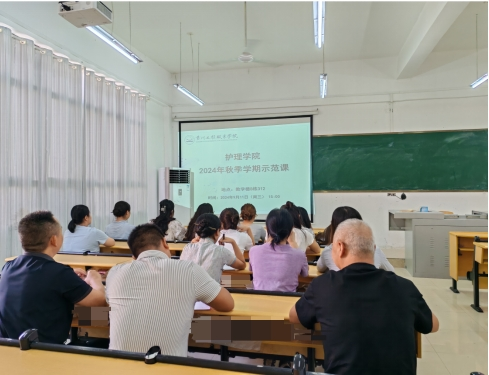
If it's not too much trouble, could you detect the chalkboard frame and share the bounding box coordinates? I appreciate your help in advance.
[312,128,488,192]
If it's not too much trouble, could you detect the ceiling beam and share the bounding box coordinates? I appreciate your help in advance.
[397,2,468,79]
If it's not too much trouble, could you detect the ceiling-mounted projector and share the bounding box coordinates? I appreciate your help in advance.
[58,1,112,28]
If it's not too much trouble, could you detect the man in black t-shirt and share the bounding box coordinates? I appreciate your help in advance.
[0,211,107,344]
[289,219,439,375]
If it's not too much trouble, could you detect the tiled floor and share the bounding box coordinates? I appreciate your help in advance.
[189,268,488,374]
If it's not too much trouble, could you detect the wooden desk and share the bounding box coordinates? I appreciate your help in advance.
[0,345,260,375]
[471,242,488,313]
[5,254,131,271]
[243,247,323,261]
[100,241,186,255]
[449,231,488,293]
[222,264,322,286]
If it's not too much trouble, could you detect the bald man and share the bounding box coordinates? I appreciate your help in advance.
[289,219,438,375]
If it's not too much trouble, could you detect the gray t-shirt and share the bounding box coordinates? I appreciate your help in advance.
[105,220,135,240]
[180,238,236,282]
[62,225,109,253]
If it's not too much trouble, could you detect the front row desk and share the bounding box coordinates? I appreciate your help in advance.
[0,336,320,375]
[100,241,323,262]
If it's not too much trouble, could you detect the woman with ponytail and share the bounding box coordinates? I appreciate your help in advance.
[183,203,214,241]
[63,205,115,253]
[219,208,253,255]
[180,213,246,282]
[151,199,186,241]
[105,201,136,240]
[249,209,308,292]
[281,201,321,254]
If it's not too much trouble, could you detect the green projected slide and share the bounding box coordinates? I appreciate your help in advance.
[181,122,312,215]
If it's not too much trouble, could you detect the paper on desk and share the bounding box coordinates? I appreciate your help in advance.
[222,265,236,271]
[194,301,211,310]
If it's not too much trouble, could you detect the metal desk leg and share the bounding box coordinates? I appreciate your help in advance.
[307,347,316,371]
[450,278,459,293]
[220,345,230,361]
[471,256,483,313]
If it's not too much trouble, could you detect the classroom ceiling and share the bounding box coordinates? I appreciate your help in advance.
[104,1,488,74]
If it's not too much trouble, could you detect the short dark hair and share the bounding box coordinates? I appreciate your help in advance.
[266,209,294,249]
[127,224,166,258]
[194,214,221,238]
[281,201,302,229]
[329,206,363,244]
[297,206,312,229]
[18,211,61,253]
[112,201,131,217]
[219,208,240,230]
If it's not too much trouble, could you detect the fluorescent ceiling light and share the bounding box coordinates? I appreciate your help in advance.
[320,73,327,98]
[174,84,204,106]
[470,73,488,88]
[313,1,325,48]
[86,26,142,64]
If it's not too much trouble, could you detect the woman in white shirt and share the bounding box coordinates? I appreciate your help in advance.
[219,207,253,254]
[317,206,395,272]
[151,199,186,242]
[298,206,315,237]
[180,213,246,282]
[105,201,136,240]
[239,203,266,244]
[63,205,115,253]
[281,201,321,254]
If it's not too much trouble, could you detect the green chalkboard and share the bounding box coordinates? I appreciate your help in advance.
[312,130,488,191]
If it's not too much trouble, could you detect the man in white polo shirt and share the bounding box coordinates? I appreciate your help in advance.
[106,223,234,356]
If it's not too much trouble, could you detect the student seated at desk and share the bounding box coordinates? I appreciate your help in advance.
[106,223,234,356]
[249,209,308,292]
[317,206,394,273]
[105,201,135,240]
[63,205,115,253]
[290,219,439,375]
[180,214,246,282]
[0,211,106,344]
[281,201,321,254]
[298,206,314,237]
[219,208,254,253]
[183,203,214,241]
[151,199,186,242]
[239,203,266,244]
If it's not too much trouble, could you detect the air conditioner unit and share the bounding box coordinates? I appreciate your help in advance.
[158,168,194,225]
[59,1,112,28]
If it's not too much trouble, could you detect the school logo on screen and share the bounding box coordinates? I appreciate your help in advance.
[184,135,195,145]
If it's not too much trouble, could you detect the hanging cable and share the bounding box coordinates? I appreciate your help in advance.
[476,13,479,78]
[198,42,200,96]
[190,33,194,91]
[244,1,247,48]
[129,2,132,49]
[179,22,182,83]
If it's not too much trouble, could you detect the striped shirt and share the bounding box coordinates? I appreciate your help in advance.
[105,250,221,356]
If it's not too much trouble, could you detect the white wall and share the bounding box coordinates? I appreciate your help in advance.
[0,2,173,219]
[172,51,488,258]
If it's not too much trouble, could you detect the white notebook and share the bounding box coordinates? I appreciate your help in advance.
[194,301,211,310]
[223,265,237,271]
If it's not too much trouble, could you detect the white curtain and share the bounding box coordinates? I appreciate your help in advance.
[0,26,147,262]
[84,73,147,231]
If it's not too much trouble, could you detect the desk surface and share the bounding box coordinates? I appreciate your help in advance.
[6,254,323,282]
[449,231,488,238]
[101,242,186,251]
[0,346,259,375]
[222,264,321,279]
[474,242,489,250]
